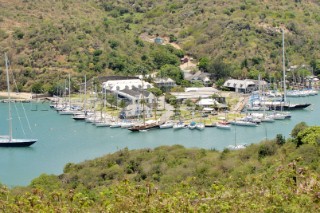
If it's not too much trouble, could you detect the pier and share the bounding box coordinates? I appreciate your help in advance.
[232,96,249,112]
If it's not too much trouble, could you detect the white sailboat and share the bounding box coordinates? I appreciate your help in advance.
[216,121,231,129]
[160,120,174,129]
[173,121,185,129]
[59,74,76,115]
[227,123,247,150]
[0,53,37,147]
[195,122,205,130]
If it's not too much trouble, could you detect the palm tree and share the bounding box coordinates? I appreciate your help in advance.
[139,96,147,125]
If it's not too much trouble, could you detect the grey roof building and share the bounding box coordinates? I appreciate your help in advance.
[223,79,268,93]
[153,78,176,88]
[117,88,156,119]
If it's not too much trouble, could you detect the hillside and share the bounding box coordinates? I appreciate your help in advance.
[0,123,320,212]
[1,0,320,91]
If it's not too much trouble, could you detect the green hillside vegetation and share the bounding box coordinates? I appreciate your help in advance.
[1,0,320,92]
[0,123,320,212]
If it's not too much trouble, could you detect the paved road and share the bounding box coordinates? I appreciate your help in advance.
[158,96,174,122]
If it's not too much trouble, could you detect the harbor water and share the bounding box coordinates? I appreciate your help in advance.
[0,96,319,187]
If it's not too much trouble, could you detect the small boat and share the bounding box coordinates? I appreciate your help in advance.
[272,113,286,120]
[227,144,247,150]
[110,122,121,128]
[230,120,258,127]
[59,107,77,115]
[160,121,174,129]
[95,121,111,127]
[205,123,217,128]
[173,121,185,129]
[54,105,66,111]
[93,116,112,127]
[72,113,86,120]
[120,121,134,129]
[85,115,99,123]
[241,116,261,124]
[260,115,275,123]
[188,121,197,130]
[195,122,205,130]
[216,121,231,130]
[271,112,291,120]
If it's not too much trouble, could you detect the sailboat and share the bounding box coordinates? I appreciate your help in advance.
[128,86,160,132]
[227,123,247,150]
[263,30,310,111]
[73,75,90,121]
[59,74,77,115]
[0,53,37,147]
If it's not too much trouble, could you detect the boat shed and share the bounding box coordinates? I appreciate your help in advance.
[223,79,268,93]
[171,87,219,100]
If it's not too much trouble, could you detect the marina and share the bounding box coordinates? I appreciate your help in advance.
[0,94,319,187]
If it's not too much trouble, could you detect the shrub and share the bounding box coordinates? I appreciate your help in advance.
[258,142,276,159]
[13,29,24,39]
[276,134,285,146]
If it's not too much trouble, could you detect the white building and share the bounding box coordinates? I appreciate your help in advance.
[183,71,211,86]
[117,88,156,119]
[196,98,228,110]
[153,77,176,88]
[102,79,153,91]
[171,87,219,100]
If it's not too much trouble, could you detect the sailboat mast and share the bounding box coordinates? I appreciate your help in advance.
[68,73,71,108]
[5,53,12,141]
[282,29,287,103]
[84,75,87,111]
[64,79,67,107]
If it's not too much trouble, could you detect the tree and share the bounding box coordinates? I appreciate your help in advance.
[291,122,308,139]
[170,86,184,92]
[151,48,180,69]
[207,58,231,80]
[310,59,320,76]
[158,64,183,84]
[147,87,162,119]
[31,82,44,94]
[147,87,163,97]
[107,94,117,108]
[198,57,209,71]
[215,79,225,89]
[296,126,320,146]
[275,134,285,146]
[119,100,126,109]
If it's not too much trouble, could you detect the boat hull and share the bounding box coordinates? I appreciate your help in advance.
[128,124,160,132]
[216,124,231,129]
[266,103,311,111]
[0,139,37,147]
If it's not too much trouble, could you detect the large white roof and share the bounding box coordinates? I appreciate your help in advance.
[102,79,153,91]
[224,79,255,89]
[197,98,219,106]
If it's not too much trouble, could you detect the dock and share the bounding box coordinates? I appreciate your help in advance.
[232,96,249,112]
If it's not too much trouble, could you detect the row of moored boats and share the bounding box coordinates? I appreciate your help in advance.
[51,103,291,132]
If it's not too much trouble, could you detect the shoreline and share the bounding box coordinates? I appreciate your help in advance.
[0,91,34,100]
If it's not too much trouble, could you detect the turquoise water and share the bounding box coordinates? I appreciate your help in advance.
[0,96,319,187]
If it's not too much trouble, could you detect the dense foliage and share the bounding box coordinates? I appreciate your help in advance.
[1,0,320,92]
[0,124,320,212]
